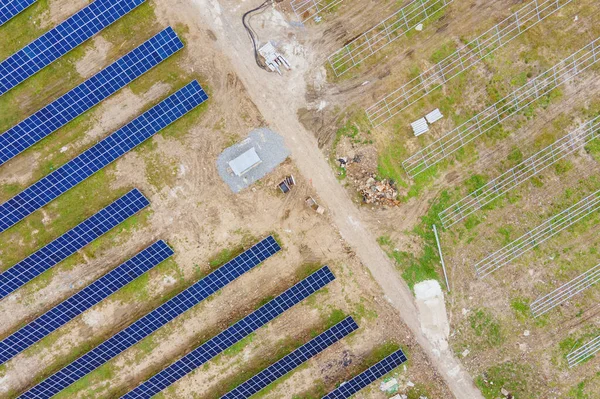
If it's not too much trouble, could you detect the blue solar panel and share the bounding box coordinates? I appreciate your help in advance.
[222,316,358,399]
[0,27,183,166]
[321,349,408,399]
[0,0,146,95]
[0,188,149,300]
[122,266,336,399]
[0,81,208,233]
[0,0,36,26]
[0,240,173,364]
[19,236,280,399]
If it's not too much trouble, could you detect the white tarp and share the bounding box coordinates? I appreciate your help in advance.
[425,108,444,124]
[411,117,429,136]
[229,147,262,176]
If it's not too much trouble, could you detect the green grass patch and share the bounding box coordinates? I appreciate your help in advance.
[469,308,504,347]
[510,297,531,320]
[475,362,535,399]
[585,139,600,162]
[223,333,255,356]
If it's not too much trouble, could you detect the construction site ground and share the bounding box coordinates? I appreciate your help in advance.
[2,0,600,398]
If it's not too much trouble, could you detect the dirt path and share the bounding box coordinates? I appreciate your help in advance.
[189,1,483,398]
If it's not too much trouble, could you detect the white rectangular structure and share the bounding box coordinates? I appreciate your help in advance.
[229,147,262,176]
[425,108,443,124]
[411,118,429,136]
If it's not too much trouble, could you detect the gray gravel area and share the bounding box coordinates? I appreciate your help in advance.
[216,127,290,193]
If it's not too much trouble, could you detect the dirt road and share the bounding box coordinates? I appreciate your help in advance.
[189,1,483,398]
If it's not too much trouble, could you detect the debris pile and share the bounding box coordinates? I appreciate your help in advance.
[359,176,400,206]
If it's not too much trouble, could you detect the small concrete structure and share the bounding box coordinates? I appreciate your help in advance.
[258,42,291,75]
[217,128,290,193]
[228,147,262,176]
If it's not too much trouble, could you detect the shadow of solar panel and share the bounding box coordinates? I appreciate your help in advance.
[0,0,146,95]
[0,0,36,26]
[0,240,173,364]
[222,316,358,399]
[0,188,149,300]
[0,27,183,166]
[0,80,208,233]
[19,236,280,399]
[122,266,336,399]
[322,349,408,398]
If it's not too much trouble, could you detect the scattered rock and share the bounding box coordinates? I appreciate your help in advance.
[524,330,530,336]
[501,387,510,396]
[359,174,400,206]
[462,349,470,357]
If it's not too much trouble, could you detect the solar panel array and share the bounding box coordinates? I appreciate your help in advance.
[0,0,36,26]
[222,316,358,399]
[322,349,408,399]
[122,266,335,399]
[0,0,145,95]
[0,240,173,364]
[0,27,183,166]
[0,188,149,300]
[20,236,280,399]
[0,80,208,233]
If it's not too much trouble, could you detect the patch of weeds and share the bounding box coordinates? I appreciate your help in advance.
[554,160,573,175]
[143,152,179,191]
[585,139,600,162]
[360,341,402,370]
[208,244,245,268]
[507,147,524,165]
[295,262,324,281]
[530,176,544,187]
[475,362,534,399]
[321,308,347,331]
[510,297,530,320]
[407,383,431,399]
[380,192,453,289]
[464,174,488,193]
[223,332,255,356]
[497,226,514,245]
[430,41,458,63]
[469,308,504,347]
[377,139,409,189]
[567,381,590,399]
[352,298,378,321]
[464,215,482,230]
[57,363,115,399]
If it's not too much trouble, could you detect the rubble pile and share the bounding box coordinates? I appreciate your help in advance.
[359,176,400,206]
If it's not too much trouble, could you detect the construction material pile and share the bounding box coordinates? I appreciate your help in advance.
[359,176,400,206]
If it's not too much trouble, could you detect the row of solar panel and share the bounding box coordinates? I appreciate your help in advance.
[0,0,36,26]
[322,349,408,398]
[2,1,406,397]
[0,80,208,233]
[222,316,359,398]
[0,189,149,300]
[20,236,282,398]
[8,234,402,399]
[0,239,173,363]
[122,266,337,398]
[0,27,183,165]
[0,0,146,95]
